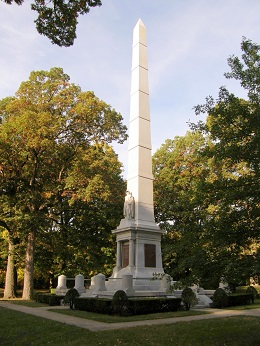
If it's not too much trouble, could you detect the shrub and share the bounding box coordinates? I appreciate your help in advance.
[73,296,182,315]
[181,287,197,311]
[74,297,112,314]
[34,293,64,306]
[111,290,129,316]
[64,288,79,309]
[94,298,113,314]
[74,297,96,311]
[129,298,181,315]
[227,293,252,306]
[246,286,258,303]
[212,288,228,308]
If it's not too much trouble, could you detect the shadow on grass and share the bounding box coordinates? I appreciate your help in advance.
[48,308,209,323]
[0,307,259,346]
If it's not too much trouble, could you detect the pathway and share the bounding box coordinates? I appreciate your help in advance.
[0,301,259,332]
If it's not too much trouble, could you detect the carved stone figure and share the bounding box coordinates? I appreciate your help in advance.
[124,191,135,219]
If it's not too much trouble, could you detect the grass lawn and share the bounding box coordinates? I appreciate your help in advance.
[0,307,259,345]
[224,298,260,310]
[8,300,49,308]
[49,307,208,323]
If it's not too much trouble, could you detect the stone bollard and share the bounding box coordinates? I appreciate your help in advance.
[74,274,85,294]
[90,275,96,290]
[122,274,134,294]
[160,274,171,292]
[56,275,67,295]
[198,287,205,295]
[95,273,107,291]
[57,275,67,289]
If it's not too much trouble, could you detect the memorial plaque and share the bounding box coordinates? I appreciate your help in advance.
[144,244,156,267]
[122,243,129,268]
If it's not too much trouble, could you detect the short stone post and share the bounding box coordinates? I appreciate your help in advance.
[57,275,67,289]
[74,274,85,294]
[56,274,67,295]
[122,274,134,294]
[198,287,205,295]
[219,276,230,292]
[160,274,171,292]
[191,284,199,297]
[95,273,107,291]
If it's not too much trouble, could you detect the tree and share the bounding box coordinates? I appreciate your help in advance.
[37,143,126,282]
[153,39,260,288]
[193,38,260,287]
[0,67,127,299]
[0,224,18,298]
[2,0,102,47]
[153,131,221,287]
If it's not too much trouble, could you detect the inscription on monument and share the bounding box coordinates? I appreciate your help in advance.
[122,242,129,268]
[144,244,156,267]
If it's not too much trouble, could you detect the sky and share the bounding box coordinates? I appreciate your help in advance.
[0,0,260,176]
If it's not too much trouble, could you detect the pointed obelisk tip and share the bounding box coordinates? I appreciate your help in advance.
[133,18,146,47]
[136,18,145,27]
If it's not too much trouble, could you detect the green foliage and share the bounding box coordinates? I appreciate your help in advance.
[74,296,182,316]
[181,287,197,311]
[212,288,228,308]
[153,131,220,287]
[246,286,258,302]
[153,38,260,288]
[128,298,182,315]
[3,0,102,46]
[227,293,252,307]
[74,297,112,314]
[111,290,129,316]
[0,67,127,298]
[192,39,260,286]
[34,292,63,306]
[64,288,79,309]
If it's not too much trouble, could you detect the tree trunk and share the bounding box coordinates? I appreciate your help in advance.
[22,231,36,300]
[3,233,17,299]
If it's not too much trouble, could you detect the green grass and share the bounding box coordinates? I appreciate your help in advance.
[224,298,260,310]
[9,300,48,308]
[48,307,208,323]
[0,307,259,345]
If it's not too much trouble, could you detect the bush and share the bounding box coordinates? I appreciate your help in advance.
[94,298,112,314]
[212,288,229,308]
[111,290,129,316]
[34,293,64,306]
[181,287,197,311]
[73,296,182,315]
[129,298,182,315]
[74,297,112,314]
[74,297,96,312]
[227,293,252,306]
[64,288,79,309]
[246,286,258,303]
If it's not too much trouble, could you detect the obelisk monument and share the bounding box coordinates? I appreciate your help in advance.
[111,19,165,289]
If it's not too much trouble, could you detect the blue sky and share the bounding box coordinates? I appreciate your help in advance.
[0,0,260,175]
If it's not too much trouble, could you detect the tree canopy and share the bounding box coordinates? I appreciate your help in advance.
[153,38,260,289]
[2,0,102,46]
[0,67,127,298]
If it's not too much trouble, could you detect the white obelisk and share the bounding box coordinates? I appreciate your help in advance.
[112,19,164,286]
[127,19,155,227]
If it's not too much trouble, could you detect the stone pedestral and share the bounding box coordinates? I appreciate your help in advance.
[90,273,107,292]
[74,274,85,294]
[56,274,68,295]
[122,274,135,294]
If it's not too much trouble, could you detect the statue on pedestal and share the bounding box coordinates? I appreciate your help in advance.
[124,191,135,219]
